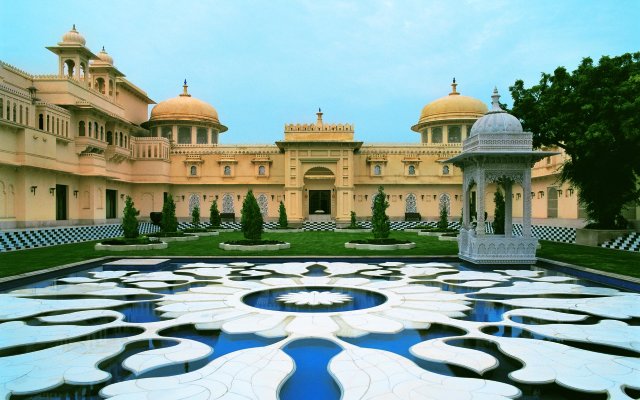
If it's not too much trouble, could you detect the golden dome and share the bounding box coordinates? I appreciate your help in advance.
[150,81,227,131]
[411,80,487,132]
[61,24,86,46]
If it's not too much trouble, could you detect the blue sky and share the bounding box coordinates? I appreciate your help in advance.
[1,0,638,144]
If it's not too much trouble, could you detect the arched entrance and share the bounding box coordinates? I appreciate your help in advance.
[304,166,335,220]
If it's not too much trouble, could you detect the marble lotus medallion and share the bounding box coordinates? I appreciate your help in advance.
[0,260,638,399]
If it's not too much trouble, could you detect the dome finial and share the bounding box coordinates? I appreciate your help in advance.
[450,78,459,95]
[72,24,76,31]
[316,107,323,126]
[491,87,502,111]
[181,79,191,97]
[101,46,105,52]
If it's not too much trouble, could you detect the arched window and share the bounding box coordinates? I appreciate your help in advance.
[46,115,50,132]
[78,121,85,136]
[223,166,231,176]
[190,166,197,176]
[19,105,22,124]
[222,193,234,213]
[13,104,16,122]
[258,165,266,175]
[257,194,268,216]
[119,132,124,147]
[107,131,113,145]
[442,165,450,175]
[374,165,381,175]
[96,78,105,94]
[25,107,29,126]
[94,122,98,138]
[439,193,451,215]
[0,98,3,119]
[408,165,416,175]
[100,126,104,141]
[64,59,75,77]
[405,193,417,213]
[38,114,43,130]
[88,121,92,136]
[56,118,59,134]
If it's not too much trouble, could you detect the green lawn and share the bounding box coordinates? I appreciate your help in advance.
[0,231,638,280]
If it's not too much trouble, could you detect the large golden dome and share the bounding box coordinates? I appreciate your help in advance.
[412,81,487,131]
[150,82,226,130]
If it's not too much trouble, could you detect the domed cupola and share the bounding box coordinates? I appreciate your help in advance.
[97,46,113,65]
[61,24,86,46]
[148,81,227,145]
[469,88,523,136]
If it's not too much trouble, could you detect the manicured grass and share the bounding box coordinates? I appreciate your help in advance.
[0,232,638,280]
[537,240,640,279]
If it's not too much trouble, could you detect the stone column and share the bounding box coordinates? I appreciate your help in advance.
[207,127,212,144]
[462,178,470,229]
[191,126,196,144]
[171,125,178,143]
[523,168,532,237]
[504,180,513,237]
[476,170,485,235]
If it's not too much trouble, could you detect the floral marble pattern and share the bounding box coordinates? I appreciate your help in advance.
[0,260,638,399]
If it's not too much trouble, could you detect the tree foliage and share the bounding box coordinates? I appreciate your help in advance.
[510,52,640,228]
[191,205,200,227]
[241,189,264,240]
[437,202,449,230]
[209,200,221,228]
[121,196,140,239]
[278,201,288,228]
[371,186,390,239]
[492,187,506,235]
[161,194,178,233]
[350,211,358,228]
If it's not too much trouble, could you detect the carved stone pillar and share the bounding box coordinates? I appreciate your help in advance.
[522,168,532,237]
[462,177,470,229]
[476,170,485,235]
[504,180,513,237]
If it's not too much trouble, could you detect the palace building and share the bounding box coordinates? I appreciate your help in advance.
[0,26,589,230]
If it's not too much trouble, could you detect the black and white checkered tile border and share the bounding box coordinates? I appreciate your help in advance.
[601,232,640,252]
[0,220,591,252]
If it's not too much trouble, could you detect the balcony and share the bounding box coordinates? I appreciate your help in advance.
[106,144,131,163]
[75,135,107,155]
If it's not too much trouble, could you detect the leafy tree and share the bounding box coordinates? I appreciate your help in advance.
[161,194,178,233]
[241,189,264,240]
[371,186,390,239]
[437,202,449,230]
[278,201,288,228]
[121,196,139,239]
[492,187,505,235]
[510,52,640,228]
[209,200,221,227]
[191,205,200,227]
[350,211,358,228]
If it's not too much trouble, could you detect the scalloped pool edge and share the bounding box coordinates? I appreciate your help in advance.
[219,242,291,251]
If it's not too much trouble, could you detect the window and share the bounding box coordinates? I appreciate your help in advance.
[408,165,416,175]
[374,165,381,175]
[19,105,22,124]
[13,104,16,122]
[197,128,208,144]
[442,165,450,175]
[224,166,231,176]
[161,126,172,140]
[0,98,3,118]
[94,122,98,138]
[39,114,43,130]
[258,165,266,175]
[100,126,104,141]
[190,166,197,176]
[78,121,85,136]
[431,127,443,143]
[25,107,29,126]
[448,125,461,143]
[107,131,113,145]
[178,126,191,144]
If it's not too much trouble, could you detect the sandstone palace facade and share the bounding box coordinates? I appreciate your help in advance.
[0,26,588,229]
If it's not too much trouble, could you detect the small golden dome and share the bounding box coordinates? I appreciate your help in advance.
[97,47,113,64]
[412,80,487,132]
[150,81,226,131]
[61,24,86,46]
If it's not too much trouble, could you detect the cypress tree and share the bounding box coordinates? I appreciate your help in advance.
[161,194,178,233]
[121,196,139,239]
[371,186,390,239]
[209,200,221,228]
[437,202,449,230]
[191,205,200,227]
[241,189,263,240]
[278,201,288,228]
